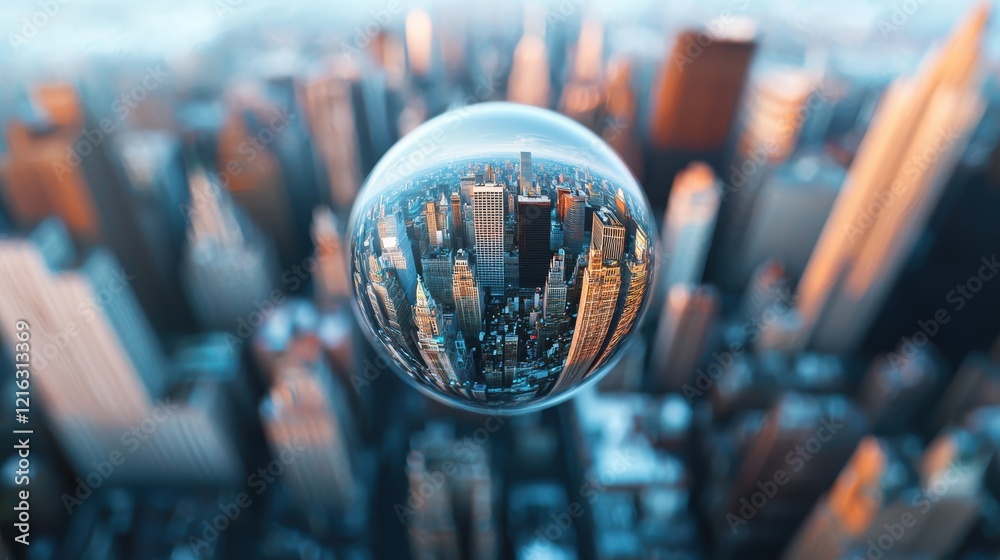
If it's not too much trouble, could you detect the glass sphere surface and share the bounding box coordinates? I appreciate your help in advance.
[348,102,656,413]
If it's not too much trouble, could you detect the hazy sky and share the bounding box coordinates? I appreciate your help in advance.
[358,103,642,205]
[2,0,997,67]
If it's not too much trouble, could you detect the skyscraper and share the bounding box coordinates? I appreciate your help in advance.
[517,194,551,289]
[794,4,989,353]
[504,326,519,387]
[721,393,865,551]
[661,162,720,287]
[265,75,327,266]
[436,193,450,248]
[557,248,621,392]
[519,151,533,194]
[504,249,519,290]
[592,207,626,263]
[425,200,440,248]
[377,205,418,304]
[0,240,147,469]
[738,69,820,164]
[413,277,444,341]
[463,208,476,250]
[614,187,631,226]
[539,249,569,349]
[562,189,587,256]
[453,249,483,342]
[555,186,572,221]
[405,8,434,78]
[406,448,462,560]
[473,183,505,292]
[549,215,564,252]
[415,215,431,256]
[566,250,587,310]
[450,192,463,250]
[598,228,650,366]
[460,175,475,204]
[366,253,414,353]
[414,277,468,387]
[785,422,988,560]
[421,247,455,308]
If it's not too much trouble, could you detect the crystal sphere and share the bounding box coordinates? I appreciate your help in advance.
[348,102,656,413]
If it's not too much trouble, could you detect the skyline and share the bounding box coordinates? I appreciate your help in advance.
[350,103,647,209]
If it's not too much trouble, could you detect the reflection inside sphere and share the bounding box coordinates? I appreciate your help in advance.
[348,103,655,412]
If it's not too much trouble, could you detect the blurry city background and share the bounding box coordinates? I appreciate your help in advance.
[1,0,1000,558]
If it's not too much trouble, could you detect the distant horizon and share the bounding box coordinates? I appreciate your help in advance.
[355,154,655,234]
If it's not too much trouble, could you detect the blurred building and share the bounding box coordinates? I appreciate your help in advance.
[0,85,102,243]
[794,5,990,353]
[734,153,844,286]
[649,25,756,153]
[651,283,718,393]
[216,101,300,268]
[598,58,643,179]
[661,162,720,288]
[302,63,364,210]
[558,17,604,128]
[113,130,194,328]
[506,481,579,559]
[715,393,867,557]
[405,422,499,560]
[507,12,551,109]
[311,205,351,307]
[260,352,364,526]
[857,345,944,436]
[0,221,241,485]
[181,168,279,331]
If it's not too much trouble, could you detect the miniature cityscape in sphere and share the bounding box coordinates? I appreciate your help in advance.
[348,103,657,412]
